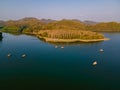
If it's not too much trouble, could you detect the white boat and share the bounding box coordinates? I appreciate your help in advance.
[92,61,97,66]
[61,46,64,49]
[100,49,104,52]
[21,54,26,58]
[7,53,11,57]
[55,45,58,48]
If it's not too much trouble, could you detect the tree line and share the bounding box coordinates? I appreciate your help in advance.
[38,30,104,40]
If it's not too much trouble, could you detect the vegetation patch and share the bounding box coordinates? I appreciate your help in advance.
[37,30,108,42]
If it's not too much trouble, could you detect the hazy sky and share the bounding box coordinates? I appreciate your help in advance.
[0,0,120,22]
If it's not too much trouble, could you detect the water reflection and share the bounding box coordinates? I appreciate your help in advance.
[0,37,2,41]
[38,37,103,46]
[0,32,3,41]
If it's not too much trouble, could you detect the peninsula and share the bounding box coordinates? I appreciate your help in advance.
[36,30,109,43]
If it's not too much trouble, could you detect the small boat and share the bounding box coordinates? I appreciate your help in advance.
[7,53,12,57]
[61,46,64,49]
[55,45,58,48]
[92,61,97,66]
[100,49,104,52]
[21,54,26,58]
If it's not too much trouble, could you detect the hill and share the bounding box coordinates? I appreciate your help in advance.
[86,22,120,32]
[1,17,120,33]
[44,19,86,30]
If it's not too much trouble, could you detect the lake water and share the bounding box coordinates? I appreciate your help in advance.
[0,32,120,90]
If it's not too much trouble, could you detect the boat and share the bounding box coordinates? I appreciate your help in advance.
[7,53,12,57]
[61,46,64,49]
[21,54,26,58]
[100,49,104,52]
[92,61,97,66]
[55,45,58,48]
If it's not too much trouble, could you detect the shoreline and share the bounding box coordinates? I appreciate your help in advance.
[1,31,110,43]
[38,36,109,43]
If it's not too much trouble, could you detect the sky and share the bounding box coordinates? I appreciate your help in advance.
[0,0,120,22]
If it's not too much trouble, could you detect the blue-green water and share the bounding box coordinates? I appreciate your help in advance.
[0,33,120,90]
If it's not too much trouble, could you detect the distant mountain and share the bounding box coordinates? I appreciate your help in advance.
[18,18,55,24]
[46,19,86,30]
[70,19,98,25]
[83,20,98,25]
[71,19,82,22]
[40,19,55,23]
[18,17,39,21]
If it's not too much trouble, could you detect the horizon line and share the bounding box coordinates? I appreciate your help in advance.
[0,17,120,23]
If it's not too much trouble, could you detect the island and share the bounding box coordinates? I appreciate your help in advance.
[2,17,120,42]
[35,30,109,43]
